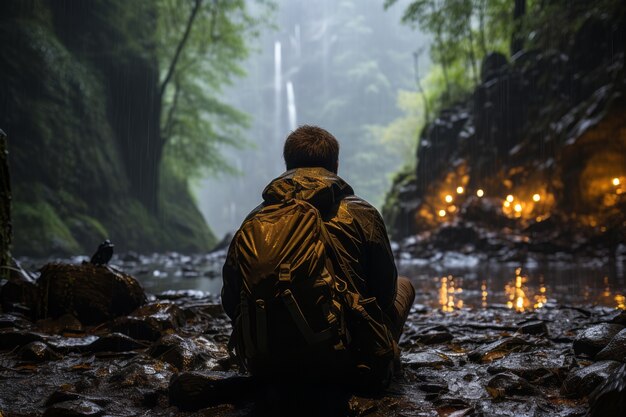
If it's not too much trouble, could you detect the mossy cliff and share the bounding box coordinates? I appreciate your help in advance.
[0,1,216,256]
[384,10,626,255]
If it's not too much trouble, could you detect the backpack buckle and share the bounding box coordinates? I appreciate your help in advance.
[279,263,291,283]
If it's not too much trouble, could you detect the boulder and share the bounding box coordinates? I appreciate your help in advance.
[37,263,146,325]
[561,360,623,398]
[148,334,207,371]
[596,329,626,362]
[588,363,626,417]
[111,302,185,342]
[574,324,625,357]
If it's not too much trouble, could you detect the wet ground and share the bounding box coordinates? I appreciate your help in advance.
[1,251,625,416]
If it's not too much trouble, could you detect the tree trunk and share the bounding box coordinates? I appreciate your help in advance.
[0,129,11,276]
[107,57,162,214]
[511,0,526,56]
[478,0,487,56]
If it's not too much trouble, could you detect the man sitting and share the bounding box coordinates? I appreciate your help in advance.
[221,125,415,387]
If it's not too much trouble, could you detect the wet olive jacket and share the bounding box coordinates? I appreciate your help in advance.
[221,167,398,321]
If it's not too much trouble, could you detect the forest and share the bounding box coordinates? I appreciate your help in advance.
[1,0,625,416]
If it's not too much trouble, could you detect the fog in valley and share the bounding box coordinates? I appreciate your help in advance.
[196,0,429,238]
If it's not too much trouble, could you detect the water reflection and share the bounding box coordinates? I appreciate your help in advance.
[439,275,464,312]
[415,261,626,312]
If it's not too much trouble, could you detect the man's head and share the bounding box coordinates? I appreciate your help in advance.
[283,125,339,173]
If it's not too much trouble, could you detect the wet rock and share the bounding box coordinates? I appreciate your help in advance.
[168,371,252,411]
[574,324,625,357]
[562,360,623,397]
[596,329,626,362]
[403,350,453,368]
[418,382,449,394]
[608,310,626,326]
[486,372,540,398]
[588,363,626,417]
[46,335,99,353]
[468,337,529,363]
[108,361,175,389]
[45,391,109,408]
[84,333,147,353]
[0,329,44,350]
[18,341,61,362]
[148,334,213,371]
[111,302,185,342]
[36,314,83,334]
[487,351,570,380]
[516,320,549,336]
[0,313,31,329]
[43,400,103,417]
[411,325,454,345]
[37,263,146,325]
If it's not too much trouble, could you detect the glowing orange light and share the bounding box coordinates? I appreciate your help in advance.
[532,194,541,202]
[445,194,453,203]
[503,201,511,208]
[481,280,488,308]
[514,204,522,213]
[506,268,529,312]
[447,205,457,213]
[476,189,484,197]
[438,209,446,217]
[613,177,621,186]
[456,186,464,194]
[506,195,514,202]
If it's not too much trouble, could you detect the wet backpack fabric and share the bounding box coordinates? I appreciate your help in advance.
[225,170,396,388]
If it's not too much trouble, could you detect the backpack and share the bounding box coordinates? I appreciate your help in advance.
[229,197,395,389]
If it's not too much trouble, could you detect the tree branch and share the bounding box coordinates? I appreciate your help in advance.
[159,0,203,99]
[162,78,182,145]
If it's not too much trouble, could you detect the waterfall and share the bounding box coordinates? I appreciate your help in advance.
[293,24,301,58]
[274,41,283,144]
[286,81,297,131]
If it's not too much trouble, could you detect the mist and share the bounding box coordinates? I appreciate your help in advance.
[195,0,428,238]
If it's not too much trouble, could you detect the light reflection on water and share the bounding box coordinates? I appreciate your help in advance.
[400,260,626,312]
[20,253,626,312]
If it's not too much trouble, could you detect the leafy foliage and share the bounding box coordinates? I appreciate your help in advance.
[385,0,512,105]
[156,0,274,179]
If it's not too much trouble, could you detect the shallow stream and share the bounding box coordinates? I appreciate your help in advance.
[20,250,626,313]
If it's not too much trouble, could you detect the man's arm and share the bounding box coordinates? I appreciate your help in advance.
[365,209,398,311]
[221,235,241,321]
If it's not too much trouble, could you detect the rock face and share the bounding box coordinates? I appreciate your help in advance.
[0,0,216,256]
[384,10,626,256]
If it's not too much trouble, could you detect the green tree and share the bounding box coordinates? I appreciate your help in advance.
[384,0,513,105]
[156,0,273,190]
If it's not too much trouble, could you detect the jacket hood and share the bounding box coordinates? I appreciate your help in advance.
[262,167,354,215]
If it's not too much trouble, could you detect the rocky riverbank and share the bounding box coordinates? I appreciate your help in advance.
[1,260,625,416]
